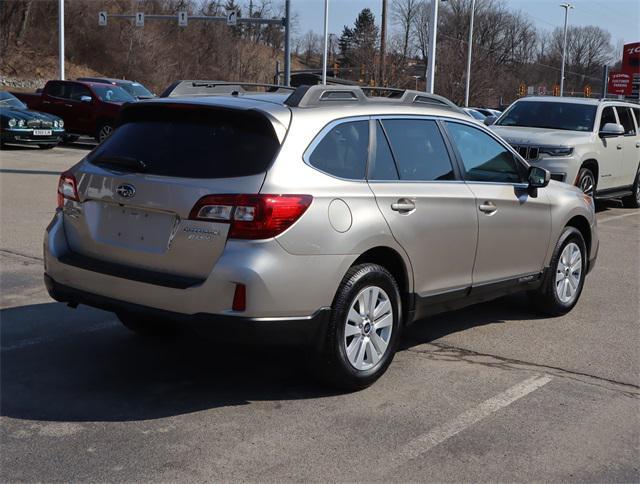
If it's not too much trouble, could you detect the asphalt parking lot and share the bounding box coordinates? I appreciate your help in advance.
[1,145,639,482]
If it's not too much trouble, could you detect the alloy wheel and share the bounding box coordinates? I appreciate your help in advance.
[344,285,393,371]
[99,125,113,142]
[579,172,595,197]
[555,242,582,304]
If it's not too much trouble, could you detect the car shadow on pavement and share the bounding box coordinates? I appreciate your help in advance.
[0,302,339,423]
[400,293,546,350]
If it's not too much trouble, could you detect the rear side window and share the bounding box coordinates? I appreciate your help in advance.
[445,122,527,184]
[47,82,68,99]
[600,107,617,131]
[369,122,399,180]
[633,108,640,129]
[308,120,369,179]
[616,107,636,135]
[88,106,280,179]
[381,119,455,181]
[70,84,92,101]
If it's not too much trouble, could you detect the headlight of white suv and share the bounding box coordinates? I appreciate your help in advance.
[539,146,573,156]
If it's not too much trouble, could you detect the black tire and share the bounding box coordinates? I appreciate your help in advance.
[530,227,587,316]
[621,168,640,208]
[96,123,114,143]
[38,144,56,149]
[117,312,176,337]
[576,167,596,198]
[314,263,402,391]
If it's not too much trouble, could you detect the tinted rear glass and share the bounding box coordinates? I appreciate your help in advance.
[88,106,280,178]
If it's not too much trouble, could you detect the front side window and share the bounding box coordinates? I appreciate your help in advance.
[381,119,455,181]
[92,85,136,103]
[308,120,369,179]
[616,107,636,135]
[446,122,527,184]
[599,106,617,131]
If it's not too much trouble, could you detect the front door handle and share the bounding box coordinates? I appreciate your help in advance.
[391,199,416,213]
[479,201,497,214]
[635,141,640,148]
[617,145,622,150]
[65,104,73,108]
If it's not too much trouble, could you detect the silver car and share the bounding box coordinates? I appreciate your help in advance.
[45,85,598,389]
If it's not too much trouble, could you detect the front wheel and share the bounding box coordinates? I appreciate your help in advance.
[530,227,587,316]
[96,123,114,143]
[576,167,596,198]
[314,264,402,390]
[622,169,640,208]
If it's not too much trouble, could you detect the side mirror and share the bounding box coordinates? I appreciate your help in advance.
[599,122,624,137]
[484,115,497,126]
[528,166,550,188]
[80,95,92,103]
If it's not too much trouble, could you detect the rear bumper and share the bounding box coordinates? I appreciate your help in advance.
[44,273,331,346]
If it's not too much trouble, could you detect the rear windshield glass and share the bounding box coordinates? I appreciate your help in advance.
[496,101,596,132]
[87,106,280,178]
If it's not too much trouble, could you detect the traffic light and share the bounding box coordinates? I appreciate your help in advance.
[518,83,526,97]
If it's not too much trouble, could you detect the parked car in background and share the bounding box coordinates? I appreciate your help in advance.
[463,107,486,120]
[490,97,640,208]
[0,91,65,149]
[77,77,156,100]
[13,80,135,143]
[45,85,598,389]
[474,107,502,118]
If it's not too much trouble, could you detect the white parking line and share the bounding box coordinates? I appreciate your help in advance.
[598,211,640,224]
[1,321,116,352]
[386,374,553,469]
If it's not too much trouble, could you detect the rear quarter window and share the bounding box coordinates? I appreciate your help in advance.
[307,120,369,180]
[87,105,281,179]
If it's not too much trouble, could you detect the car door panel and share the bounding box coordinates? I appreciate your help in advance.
[367,118,478,297]
[596,106,623,190]
[443,120,552,285]
[615,106,640,186]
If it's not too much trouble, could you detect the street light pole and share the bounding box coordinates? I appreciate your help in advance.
[425,0,439,93]
[559,3,573,97]
[284,0,291,86]
[464,0,475,107]
[58,0,65,80]
[322,0,329,85]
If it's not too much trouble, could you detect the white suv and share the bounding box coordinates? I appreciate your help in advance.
[490,97,640,207]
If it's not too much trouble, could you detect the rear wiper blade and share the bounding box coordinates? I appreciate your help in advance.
[93,155,147,172]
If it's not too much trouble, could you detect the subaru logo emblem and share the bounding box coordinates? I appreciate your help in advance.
[116,184,136,199]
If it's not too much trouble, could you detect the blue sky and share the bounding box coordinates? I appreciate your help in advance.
[293,0,640,50]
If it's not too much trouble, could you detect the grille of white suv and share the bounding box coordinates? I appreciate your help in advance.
[510,144,539,161]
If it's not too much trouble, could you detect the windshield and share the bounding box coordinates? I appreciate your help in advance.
[122,82,154,98]
[497,101,596,132]
[92,85,136,103]
[0,91,27,109]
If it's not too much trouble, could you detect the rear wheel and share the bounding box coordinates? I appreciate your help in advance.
[117,312,176,337]
[576,167,596,198]
[622,169,640,208]
[530,227,587,316]
[314,264,402,390]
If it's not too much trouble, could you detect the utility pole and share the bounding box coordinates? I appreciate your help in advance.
[322,0,329,84]
[425,0,440,93]
[379,0,388,86]
[464,0,475,107]
[559,3,573,97]
[284,0,291,86]
[58,0,65,80]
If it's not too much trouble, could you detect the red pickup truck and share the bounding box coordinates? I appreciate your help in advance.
[13,80,136,142]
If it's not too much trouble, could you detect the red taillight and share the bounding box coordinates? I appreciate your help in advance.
[57,171,79,208]
[232,284,246,311]
[189,194,312,239]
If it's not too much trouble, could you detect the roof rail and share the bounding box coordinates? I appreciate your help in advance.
[284,85,464,113]
[160,80,296,98]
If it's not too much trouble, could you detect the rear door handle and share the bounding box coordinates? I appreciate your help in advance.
[391,199,416,213]
[636,141,640,148]
[65,104,73,108]
[479,201,497,214]
[42,100,51,104]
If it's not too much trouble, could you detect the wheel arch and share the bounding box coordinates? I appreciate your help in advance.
[565,215,592,256]
[578,159,599,185]
[350,246,413,324]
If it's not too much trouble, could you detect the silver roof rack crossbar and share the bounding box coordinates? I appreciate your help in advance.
[161,80,296,98]
[285,85,464,113]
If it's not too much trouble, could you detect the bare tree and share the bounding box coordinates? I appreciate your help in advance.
[392,0,420,61]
